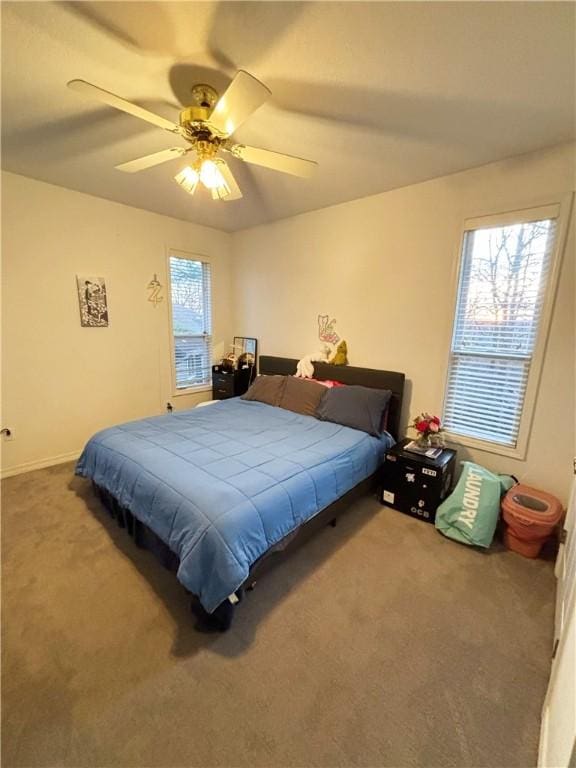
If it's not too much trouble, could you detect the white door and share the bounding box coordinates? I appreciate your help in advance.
[538,478,576,768]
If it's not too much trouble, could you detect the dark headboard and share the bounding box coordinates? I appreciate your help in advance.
[259,356,405,440]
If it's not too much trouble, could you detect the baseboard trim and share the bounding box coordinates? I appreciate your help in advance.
[1,450,81,479]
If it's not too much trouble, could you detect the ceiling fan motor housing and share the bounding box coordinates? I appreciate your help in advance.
[179,105,210,127]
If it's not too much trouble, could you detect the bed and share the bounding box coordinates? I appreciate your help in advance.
[76,356,405,629]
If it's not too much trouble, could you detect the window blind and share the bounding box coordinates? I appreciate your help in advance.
[443,216,557,448]
[169,256,212,389]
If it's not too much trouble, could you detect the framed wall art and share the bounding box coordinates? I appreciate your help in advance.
[76,275,109,327]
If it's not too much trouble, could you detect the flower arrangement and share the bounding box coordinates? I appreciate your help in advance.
[410,413,445,446]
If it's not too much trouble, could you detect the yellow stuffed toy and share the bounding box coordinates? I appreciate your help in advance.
[329,340,348,365]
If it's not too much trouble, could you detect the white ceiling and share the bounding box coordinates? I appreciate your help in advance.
[2,1,575,232]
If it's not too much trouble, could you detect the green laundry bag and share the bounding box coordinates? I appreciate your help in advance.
[435,462,515,548]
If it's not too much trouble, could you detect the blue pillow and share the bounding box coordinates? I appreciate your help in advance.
[316,385,392,436]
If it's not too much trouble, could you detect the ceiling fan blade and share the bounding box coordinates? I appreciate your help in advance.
[115,147,189,173]
[229,144,317,178]
[216,160,243,201]
[207,70,271,137]
[67,79,180,133]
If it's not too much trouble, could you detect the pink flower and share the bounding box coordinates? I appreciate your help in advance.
[429,421,439,433]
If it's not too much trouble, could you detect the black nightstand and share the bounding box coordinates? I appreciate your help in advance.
[380,438,457,524]
[212,365,255,400]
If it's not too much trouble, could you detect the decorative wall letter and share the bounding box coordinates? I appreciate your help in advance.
[147,274,163,307]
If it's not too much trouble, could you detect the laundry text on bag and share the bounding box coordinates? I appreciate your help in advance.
[457,467,484,529]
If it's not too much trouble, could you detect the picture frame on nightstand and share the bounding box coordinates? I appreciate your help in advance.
[233,336,258,370]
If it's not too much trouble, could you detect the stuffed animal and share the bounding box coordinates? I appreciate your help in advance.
[295,346,330,378]
[329,340,348,366]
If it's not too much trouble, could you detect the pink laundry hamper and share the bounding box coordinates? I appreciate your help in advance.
[501,484,563,558]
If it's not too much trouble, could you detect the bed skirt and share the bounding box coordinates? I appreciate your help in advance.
[92,473,378,630]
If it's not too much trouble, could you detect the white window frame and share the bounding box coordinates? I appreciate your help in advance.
[442,194,573,460]
[166,249,213,397]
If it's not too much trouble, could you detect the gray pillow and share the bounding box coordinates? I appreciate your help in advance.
[241,375,286,406]
[316,385,392,436]
[278,376,326,417]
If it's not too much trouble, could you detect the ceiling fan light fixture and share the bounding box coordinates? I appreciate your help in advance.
[175,159,231,199]
[175,166,199,194]
[199,159,226,190]
[211,184,231,201]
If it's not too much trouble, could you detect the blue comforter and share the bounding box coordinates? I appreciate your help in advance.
[76,398,393,612]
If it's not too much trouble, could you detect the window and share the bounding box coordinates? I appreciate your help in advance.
[168,254,212,392]
[443,204,563,455]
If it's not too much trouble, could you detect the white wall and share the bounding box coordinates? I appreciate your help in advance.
[1,171,233,477]
[232,143,575,504]
[3,146,574,500]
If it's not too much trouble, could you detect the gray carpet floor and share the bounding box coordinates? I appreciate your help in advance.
[2,462,555,768]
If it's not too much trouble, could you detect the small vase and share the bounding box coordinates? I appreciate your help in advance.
[416,435,432,448]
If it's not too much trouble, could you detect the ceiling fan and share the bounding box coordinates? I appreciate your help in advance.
[67,71,318,202]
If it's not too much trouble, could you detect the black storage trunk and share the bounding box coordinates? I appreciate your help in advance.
[380,439,457,524]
